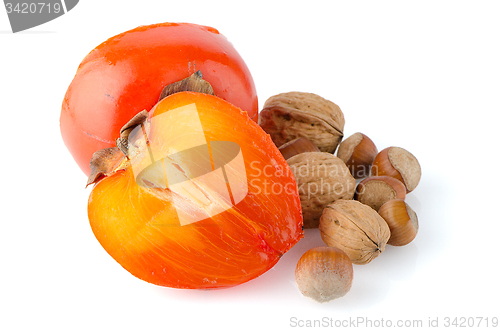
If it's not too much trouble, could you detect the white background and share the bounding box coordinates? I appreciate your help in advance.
[1,1,499,330]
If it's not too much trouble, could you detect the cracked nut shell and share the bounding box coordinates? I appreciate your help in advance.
[319,200,390,265]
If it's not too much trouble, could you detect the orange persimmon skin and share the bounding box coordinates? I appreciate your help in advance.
[88,92,303,289]
[61,23,258,176]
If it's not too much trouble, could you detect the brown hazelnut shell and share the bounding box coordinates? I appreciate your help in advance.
[371,147,421,193]
[337,132,378,179]
[278,137,320,160]
[295,247,353,303]
[354,176,406,211]
[378,199,419,246]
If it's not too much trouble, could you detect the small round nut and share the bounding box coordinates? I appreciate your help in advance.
[278,137,320,160]
[354,176,406,211]
[337,132,378,179]
[259,92,345,153]
[378,199,419,246]
[295,247,353,303]
[319,200,390,264]
[287,152,356,228]
[371,147,421,193]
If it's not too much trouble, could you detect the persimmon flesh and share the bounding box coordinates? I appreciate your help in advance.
[88,92,303,289]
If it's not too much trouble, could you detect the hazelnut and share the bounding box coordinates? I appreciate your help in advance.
[371,147,421,193]
[259,92,345,153]
[337,132,378,179]
[319,200,390,264]
[354,176,406,211]
[378,199,419,246]
[287,152,356,228]
[295,247,353,303]
[278,137,320,160]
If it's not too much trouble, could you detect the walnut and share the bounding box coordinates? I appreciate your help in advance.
[287,152,356,228]
[319,200,390,265]
[259,92,345,153]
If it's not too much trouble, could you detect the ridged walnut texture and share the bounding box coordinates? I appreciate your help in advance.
[319,200,390,265]
[287,152,355,228]
[259,92,345,153]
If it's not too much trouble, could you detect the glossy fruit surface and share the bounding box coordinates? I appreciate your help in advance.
[61,23,258,175]
[88,92,303,289]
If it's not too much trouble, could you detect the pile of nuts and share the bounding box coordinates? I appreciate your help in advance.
[259,91,422,303]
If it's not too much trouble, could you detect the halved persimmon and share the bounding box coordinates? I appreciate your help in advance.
[87,92,303,289]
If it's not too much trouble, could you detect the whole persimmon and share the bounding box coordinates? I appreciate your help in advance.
[61,23,258,176]
[87,92,303,289]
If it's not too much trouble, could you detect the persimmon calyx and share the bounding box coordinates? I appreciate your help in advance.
[87,110,148,187]
[159,70,214,102]
[116,110,149,156]
[86,147,128,187]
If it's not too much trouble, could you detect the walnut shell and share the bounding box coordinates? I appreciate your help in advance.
[287,152,356,228]
[259,92,345,153]
[319,200,390,265]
